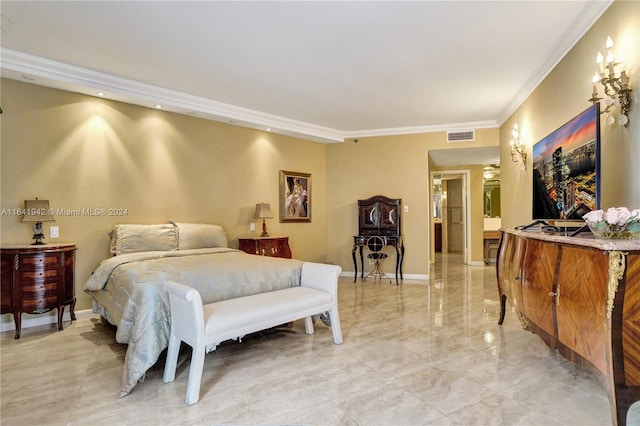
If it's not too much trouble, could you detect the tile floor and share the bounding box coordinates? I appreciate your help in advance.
[1,253,638,425]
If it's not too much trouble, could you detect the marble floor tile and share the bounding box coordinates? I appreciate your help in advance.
[2,253,639,425]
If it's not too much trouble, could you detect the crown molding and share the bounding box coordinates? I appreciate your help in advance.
[495,0,613,125]
[0,48,346,143]
[7,35,599,143]
[344,120,499,139]
[1,48,498,142]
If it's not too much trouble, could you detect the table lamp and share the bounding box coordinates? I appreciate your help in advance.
[254,202,273,237]
[21,198,55,245]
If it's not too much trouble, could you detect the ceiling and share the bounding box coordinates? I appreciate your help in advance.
[1,1,611,151]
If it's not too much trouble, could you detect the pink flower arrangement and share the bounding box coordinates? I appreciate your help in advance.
[583,207,640,239]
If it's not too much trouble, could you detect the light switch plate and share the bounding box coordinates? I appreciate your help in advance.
[50,226,59,238]
[403,205,409,213]
[250,222,256,232]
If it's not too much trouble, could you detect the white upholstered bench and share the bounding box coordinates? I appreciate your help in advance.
[162,261,343,405]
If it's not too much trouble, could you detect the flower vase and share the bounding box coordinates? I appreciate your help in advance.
[587,222,640,239]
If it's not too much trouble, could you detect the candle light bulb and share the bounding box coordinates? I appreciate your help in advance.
[619,114,628,126]
[592,72,600,83]
[596,52,604,64]
[606,51,614,64]
[606,115,615,126]
[606,36,614,49]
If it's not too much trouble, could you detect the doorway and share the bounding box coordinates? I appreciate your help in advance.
[445,178,464,253]
[430,170,471,265]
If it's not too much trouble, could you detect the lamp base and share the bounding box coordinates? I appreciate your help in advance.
[32,233,46,245]
[30,222,46,245]
[260,219,269,238]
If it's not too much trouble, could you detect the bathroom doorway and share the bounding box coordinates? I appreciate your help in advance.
[431,170,470,265]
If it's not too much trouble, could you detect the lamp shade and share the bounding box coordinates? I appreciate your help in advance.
[21,199,55,222]
[254,203,273,219]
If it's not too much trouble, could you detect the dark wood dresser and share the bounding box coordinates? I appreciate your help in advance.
[497,229,640,426]
[1,243,77,339]
[238,236,292,259]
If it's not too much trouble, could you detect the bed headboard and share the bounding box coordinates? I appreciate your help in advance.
[108,222,228,255]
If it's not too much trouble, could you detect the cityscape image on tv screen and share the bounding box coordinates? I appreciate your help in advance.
[532,104,600,220]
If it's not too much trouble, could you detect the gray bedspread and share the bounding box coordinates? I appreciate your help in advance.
[84,248,303,396]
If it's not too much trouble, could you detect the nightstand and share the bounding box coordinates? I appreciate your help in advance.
[1,243,77,339]
[238,236,292,259]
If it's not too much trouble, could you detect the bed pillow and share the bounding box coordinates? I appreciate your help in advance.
[173,222,229,249]
[109,223,178,255]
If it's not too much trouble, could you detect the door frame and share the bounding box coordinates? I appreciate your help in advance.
[429,170,471,265]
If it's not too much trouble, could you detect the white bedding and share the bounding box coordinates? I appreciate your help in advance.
[84,248,303,396]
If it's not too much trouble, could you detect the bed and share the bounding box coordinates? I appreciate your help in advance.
[83,222,303,396]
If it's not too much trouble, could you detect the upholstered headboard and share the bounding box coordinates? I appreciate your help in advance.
[108,222,228,255]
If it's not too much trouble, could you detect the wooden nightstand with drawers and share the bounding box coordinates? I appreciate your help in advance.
[1,243,77,339]
[238,236,292,259]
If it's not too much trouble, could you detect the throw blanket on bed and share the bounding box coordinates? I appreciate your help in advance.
[84,248,303,396]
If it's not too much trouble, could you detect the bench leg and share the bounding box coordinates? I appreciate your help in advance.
[163,332,181,383]
[185,346,206,405]
[328,308,343,344]
[304,316,315,335]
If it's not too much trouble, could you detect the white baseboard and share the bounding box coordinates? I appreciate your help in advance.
[340,271,429,281]
[0,309,98,333]
[399,273,430,280]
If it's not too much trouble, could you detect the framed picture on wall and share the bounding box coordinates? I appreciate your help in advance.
[279,170,311,222]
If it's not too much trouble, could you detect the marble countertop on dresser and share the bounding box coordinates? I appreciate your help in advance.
[502,228,640,252]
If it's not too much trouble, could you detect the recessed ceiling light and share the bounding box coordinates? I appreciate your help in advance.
[154,105,163,109]
[96,92,105,97]
[266,128,272,132]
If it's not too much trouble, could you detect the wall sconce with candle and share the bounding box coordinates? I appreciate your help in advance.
[589,36,632,126]
[510,123,527,170]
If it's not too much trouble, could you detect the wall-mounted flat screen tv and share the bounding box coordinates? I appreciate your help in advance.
[532,103,600,220]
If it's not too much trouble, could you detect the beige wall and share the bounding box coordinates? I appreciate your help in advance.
[0,79,329,315]
[500,0,640,228]
[325,129,499,275]
[1,80,498,327]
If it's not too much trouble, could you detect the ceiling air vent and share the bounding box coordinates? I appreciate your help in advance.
[446,130,475,142]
